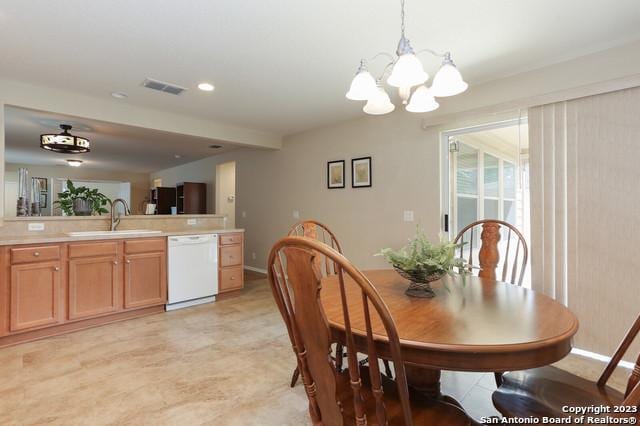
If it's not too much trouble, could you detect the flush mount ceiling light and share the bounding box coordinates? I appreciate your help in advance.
[346,0,468,115]
[111,91,128,99]
[66,159,83,167]
[40,124,90,154]
[197,82,215,92]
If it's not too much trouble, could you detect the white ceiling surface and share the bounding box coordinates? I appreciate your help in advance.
[4,107,238,173]
[0,1,639,136]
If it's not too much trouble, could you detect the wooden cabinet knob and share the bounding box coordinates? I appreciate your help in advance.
[125,260,131,264]
[230,276,235,280]
[33,252,40,257]
[54,267,60,271]
[113,261,119,265]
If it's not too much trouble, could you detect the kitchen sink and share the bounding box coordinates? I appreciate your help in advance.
[67,229,163,237]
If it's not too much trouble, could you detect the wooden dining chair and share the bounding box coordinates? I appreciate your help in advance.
[288,220,393,387]
[454,219,528,286]
[492,312,640,421]
[287,220,344,387]
[454,219,528,387]
[268,236,474,425]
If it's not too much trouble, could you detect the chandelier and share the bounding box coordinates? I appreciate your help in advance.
[346,0,468,115]
[40,124,90,154]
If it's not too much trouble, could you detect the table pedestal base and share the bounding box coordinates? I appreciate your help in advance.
[405,364,442,398]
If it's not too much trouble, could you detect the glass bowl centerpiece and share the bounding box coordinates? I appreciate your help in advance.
[377,228,466,298]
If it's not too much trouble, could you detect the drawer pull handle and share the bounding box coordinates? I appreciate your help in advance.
[33,252,40,257]
[54,267,60,271]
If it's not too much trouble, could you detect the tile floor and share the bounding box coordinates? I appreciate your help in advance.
[0,271,624,425]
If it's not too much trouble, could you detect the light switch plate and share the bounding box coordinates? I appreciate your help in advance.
[241,211,247,218]
[292,210,300,219]
[187,218,197,225]
[28,222,45,231]
[403,211,414,222]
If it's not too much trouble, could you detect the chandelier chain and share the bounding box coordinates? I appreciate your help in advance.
[400,0,406,36]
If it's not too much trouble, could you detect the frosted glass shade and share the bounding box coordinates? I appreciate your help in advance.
[363,87,395,115]
[406,85,439,113]
[431,63,468,97]
[346,71,377,101]
[387,54,428,88]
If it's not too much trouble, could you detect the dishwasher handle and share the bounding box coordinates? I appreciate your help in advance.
[169,235,218,245]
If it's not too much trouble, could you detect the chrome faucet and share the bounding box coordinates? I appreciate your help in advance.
[110,198,131,231]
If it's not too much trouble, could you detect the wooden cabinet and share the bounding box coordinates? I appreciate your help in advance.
[218,232,244,294]
[10,260,63,332]
[150,187,177,215]
[0,237,167,347]
[177,182,207,214]
[124,239,167,309]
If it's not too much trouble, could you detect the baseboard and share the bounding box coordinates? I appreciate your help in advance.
[244,265,268,275]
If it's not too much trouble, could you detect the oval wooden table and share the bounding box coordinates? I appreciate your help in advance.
[320,269,579,401]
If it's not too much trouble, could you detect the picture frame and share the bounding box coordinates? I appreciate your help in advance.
[351,156,372,188]
[327,160,345,189]
[33,177,48,192]
[40,193,48,209]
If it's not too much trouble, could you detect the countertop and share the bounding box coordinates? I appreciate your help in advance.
[0,228,244,246]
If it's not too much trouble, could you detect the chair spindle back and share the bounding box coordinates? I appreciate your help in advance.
[454,219,528,286]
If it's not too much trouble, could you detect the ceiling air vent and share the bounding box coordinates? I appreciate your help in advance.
[141,78,187,95]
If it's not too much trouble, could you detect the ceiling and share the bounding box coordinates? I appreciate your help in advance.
[457,124,529,160]
[4,106,238,173]
[0,1,639,136]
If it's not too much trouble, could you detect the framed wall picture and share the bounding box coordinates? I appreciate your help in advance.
[327,160,345,189]
[351,157,372,188]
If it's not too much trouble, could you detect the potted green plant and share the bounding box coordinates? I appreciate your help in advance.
[54,180,112,216]
[377,227,467,298]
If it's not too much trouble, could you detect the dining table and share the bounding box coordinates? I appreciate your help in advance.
[319,269,579,404]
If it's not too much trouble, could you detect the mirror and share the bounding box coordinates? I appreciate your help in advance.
[4,106,236,217]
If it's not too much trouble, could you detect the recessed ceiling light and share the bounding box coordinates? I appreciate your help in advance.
[198,83,215,92]
[209,144,222,149]
[66,159,83,167]
[111,91,128,99]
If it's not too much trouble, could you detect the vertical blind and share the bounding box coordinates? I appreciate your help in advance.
[529,87,640,358]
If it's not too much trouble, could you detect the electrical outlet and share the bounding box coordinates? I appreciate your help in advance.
[292,210,300,219]
[241,211,247,218]
[251,252,257,260]
[187,218,197,225]
[28,222,45,231]
[403,210,414,222]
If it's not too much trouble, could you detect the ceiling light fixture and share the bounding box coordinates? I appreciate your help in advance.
[66,159,83,167]
[198,82,215,92]
[40,124,90,154]
[111,91,128,99]
[346,0,467,115]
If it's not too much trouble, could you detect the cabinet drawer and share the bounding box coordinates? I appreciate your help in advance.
[11,245,61,264]
[69,241,119,259]
[220,266,243,292]
[220,245,242,267]
[124,238,166,254]
[220,233,243,246]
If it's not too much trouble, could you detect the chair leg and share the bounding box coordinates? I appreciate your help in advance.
[291,367,300,387]
[383,360,393,379]
[494,371,503,387]
[335,343,344,373]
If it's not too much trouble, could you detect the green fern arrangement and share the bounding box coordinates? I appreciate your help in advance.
[376,227,467,277]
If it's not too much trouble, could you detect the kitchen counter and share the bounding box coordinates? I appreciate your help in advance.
[0,228,244,246]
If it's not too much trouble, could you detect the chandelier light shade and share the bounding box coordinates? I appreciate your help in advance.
[406,85,439,113]
[345,0,467,115]
[431,55,469,97]
[40,124,90,154]
[387,53,428,88]
[346,62,378,101]
[363,86,395,115]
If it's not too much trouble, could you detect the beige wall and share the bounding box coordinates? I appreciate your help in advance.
[5,163,150,215]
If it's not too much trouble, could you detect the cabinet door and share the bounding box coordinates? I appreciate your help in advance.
[124,252,167,309]
[10,261,62,332]
[68,255,120,320]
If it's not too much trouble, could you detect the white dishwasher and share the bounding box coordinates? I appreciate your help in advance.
[167,234,218,311]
